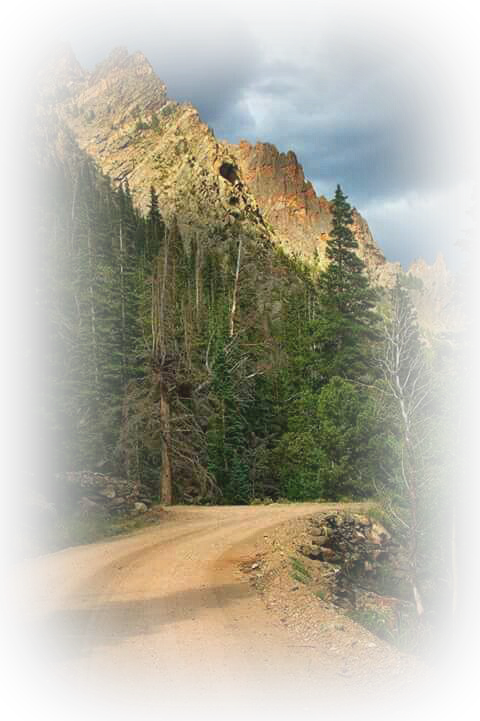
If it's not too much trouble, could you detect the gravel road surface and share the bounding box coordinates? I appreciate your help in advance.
[1,503,444,721]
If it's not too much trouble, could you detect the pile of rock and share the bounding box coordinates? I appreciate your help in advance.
[300,512,403,610]
[62,471,152,517]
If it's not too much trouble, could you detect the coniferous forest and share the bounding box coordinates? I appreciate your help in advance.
[4,49,480,668]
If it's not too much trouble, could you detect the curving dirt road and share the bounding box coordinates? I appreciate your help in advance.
[2,504,442,721]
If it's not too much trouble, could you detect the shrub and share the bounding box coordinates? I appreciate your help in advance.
[290,556,312,584]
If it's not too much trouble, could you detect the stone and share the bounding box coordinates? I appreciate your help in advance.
[109,497,126,507]
[97,485,116,499]
[320,548,337,562]
[299,544,321,559]
[310,528,328,538]
[132,501,148,514]
[371,522,392,543]
[77,496,101,514]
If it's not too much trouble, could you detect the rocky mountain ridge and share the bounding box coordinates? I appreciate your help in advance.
[42,46,454,318]
[228,138,458,330]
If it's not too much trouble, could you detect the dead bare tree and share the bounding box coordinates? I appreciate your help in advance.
[377,280,434,617]
[151,220,173,504]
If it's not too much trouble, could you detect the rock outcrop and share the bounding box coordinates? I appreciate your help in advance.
[43,46,458,326]
[62,471,151,517]
[300,512,411,640]
[230,140,401,286]
[228,138,460,325]
[49,47,269,250]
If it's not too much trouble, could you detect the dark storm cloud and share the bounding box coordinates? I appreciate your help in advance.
[65,2,468,267]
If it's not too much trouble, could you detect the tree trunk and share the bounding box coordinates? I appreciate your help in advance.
[119,219,127,382]
[159,374,172,505]
[229,236,243,338]
[87,227,99,391]
[405,436,425,623]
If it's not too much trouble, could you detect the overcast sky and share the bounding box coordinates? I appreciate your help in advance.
[36,0,476,269]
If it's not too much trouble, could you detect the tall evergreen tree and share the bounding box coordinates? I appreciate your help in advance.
[316,185,379,381]
[145,185,164,260]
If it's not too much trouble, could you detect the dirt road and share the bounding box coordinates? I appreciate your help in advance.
[2,504,442,721]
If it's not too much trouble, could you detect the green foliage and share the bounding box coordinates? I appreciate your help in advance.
[160,103,176,119]
[38,129,450,649]
[290,556,312,584]
[315,185,379,381]
[276,379,386,500]
[399,273,424,290]
[315,378,383,499]
[347,607,394,642]
[347,604,424,651]
[207,320,252,504]
[135,118,149,132]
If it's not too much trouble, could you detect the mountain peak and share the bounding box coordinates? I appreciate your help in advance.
[48,47,424,292]
[229,138,400,285]
[409,253,448,279]
[92,46,156,81]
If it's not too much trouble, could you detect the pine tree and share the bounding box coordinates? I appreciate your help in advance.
[145,185,164,260]
[316,185,379,381]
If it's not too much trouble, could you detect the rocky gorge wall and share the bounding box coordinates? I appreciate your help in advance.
[42,46,459,332]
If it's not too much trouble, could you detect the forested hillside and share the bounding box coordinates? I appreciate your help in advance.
[5,28,478,668]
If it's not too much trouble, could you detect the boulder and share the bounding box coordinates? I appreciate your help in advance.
[60,471,151,518]
[299,544,323,560]
[301,511,402,609]
[97,485,116,499]
[320,548,339,562]
[108,497,126,508]
[369,522,391,544]
[74,496,107,518]
[133,502,148,514]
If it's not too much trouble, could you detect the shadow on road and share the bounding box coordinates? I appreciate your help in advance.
[31,581,252,660]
